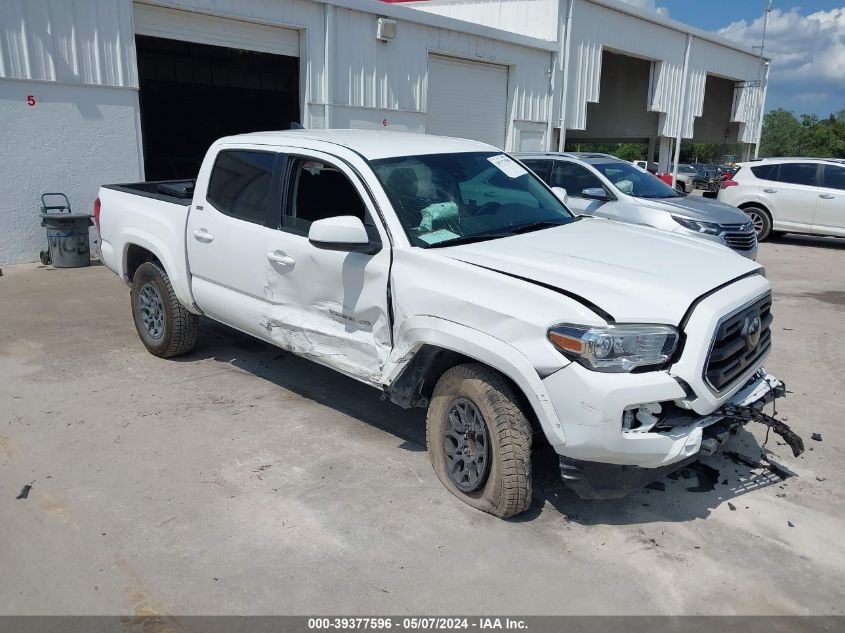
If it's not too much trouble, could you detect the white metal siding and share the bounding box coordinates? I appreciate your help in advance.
[0,0,137,87]
[133,3,300,56]
[405,0,559,41]
[427,54,508,148]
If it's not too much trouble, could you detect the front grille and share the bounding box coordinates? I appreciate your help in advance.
[723,227,758,251]
[705,294,773,392]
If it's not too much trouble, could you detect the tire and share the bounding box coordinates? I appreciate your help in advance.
[676,182,687,194]
[426,363,532,519]
[742,205,773,241]
[130,261,198,358]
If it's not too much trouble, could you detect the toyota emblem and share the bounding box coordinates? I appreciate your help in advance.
[744,311,762,349]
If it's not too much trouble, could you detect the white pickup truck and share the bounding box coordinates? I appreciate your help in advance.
[97,130,802,518]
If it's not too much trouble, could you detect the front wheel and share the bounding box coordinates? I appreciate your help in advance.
[743,206,773,241]
[130,261,199,358]
[426,364,533,519]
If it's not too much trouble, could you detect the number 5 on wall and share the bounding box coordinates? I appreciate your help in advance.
[27,95,36,106]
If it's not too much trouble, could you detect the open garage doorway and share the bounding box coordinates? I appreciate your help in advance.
[567,50,658,145]
[136,35,299,180]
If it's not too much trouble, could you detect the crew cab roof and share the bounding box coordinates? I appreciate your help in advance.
[216,129,497,160]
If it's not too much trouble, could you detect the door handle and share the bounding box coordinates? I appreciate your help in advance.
[267,251,296,266]
[820,194,835,199]
[763,188,778,193]
[192,228,214,243]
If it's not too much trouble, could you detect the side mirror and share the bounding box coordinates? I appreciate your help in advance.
[581,187,610,201]
[551,187,568,205]
[308,216,374,252]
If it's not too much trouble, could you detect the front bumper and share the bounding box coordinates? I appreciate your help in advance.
[558,372,787,499]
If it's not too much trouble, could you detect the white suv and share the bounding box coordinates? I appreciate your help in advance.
[718,158,845,241]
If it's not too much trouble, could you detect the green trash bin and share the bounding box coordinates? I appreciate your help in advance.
[39,193,93,268]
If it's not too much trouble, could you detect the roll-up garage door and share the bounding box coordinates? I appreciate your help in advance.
[426,55,508,149]
[133,3,300,56]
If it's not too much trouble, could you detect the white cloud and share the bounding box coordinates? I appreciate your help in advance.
[617,0,670,18]
[718,7,845,108]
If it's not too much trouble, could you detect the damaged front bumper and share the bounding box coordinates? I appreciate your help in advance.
[555,371,803,499]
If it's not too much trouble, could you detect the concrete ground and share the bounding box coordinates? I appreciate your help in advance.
[1,235,844,616]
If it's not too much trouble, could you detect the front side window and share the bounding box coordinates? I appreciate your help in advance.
[591,161,680,198]
[370,152,573,248]
[821,165,845,191]
[207,150,276,225]
[285,159,366,235]
[550,162,605,197]
[777,163,818,186]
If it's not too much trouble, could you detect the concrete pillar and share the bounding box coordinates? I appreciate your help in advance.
[741,144,752,162]
[657,136,672,173]
[647,138,656,166]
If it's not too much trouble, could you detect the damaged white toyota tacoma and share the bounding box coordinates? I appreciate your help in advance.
[97,130,803,518]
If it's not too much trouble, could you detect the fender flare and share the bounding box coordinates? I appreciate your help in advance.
[385,315,567,446]
[121,229,198,313]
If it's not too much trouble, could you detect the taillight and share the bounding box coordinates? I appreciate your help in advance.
[721,180,738,189]
[93,197,102,232]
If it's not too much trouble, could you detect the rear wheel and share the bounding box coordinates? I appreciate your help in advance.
[426,364,533,519]
[130,261,198,358]
[743,206,772,241]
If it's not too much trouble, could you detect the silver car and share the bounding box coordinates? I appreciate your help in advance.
[517,152,758,260]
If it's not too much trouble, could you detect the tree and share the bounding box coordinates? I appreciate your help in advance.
[759,109,805,157]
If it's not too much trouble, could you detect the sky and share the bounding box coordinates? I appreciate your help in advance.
[619,0,845,117]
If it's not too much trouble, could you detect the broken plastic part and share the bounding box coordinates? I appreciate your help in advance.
[715,404,804,457]
[621,402,662,434]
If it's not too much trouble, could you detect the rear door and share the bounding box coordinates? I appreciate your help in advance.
[814,163,845,235]
[187,146,285,340]
[766,162,819,230]
[257,148,392,384]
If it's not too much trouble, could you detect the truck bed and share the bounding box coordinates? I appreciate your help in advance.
[102,179,195,206]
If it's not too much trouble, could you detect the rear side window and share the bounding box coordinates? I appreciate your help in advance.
[822,165,845,190]
[207,151,276,225]
[750,164,777,181]
[777,163,818,186]
[521,159,552,182]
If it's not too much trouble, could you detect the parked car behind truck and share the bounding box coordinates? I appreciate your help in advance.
[97,130,798,518]
[517,152,758,259]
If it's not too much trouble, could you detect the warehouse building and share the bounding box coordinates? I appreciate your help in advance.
[0,0,766,265]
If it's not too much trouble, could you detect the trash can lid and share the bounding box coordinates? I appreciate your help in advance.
[39,212,93,220]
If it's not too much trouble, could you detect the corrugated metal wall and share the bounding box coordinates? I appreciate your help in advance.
[0,0,137,87]
[405,0,559,41]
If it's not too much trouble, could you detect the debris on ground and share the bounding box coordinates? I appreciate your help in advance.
[16,484,32,500]
[728,502,737,511]
[645,481,666,492]
[816,475,827,482]
[788,521,796,528]
[811,433,823,442]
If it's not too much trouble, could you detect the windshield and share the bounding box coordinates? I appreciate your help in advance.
[370,152,574,248]
[592,161,680,199]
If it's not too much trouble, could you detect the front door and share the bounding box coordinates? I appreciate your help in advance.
[258,148,392,385]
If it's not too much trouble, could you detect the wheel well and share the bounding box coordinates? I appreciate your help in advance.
[125,244,161,282]
[386,345,540,432]
[738,202,771,218]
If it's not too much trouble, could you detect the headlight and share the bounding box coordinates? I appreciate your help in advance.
[547,324,679,372]
[671,215,722,236]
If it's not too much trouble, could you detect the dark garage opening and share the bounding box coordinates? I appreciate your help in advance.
[136,35,299,180]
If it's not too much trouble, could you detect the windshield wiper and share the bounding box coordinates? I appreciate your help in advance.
[425,231,516,248]
[506,219,570,234]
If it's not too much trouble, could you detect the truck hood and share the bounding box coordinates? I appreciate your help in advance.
[441,218,761,325]
[631,194,750,225]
